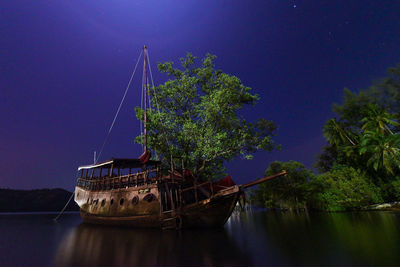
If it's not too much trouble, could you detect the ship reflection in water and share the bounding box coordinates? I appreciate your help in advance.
[53,220,253,267]
[52,210,400,266]
[1,211,399,266]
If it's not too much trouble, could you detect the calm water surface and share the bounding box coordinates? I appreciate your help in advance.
[0,211,399,266]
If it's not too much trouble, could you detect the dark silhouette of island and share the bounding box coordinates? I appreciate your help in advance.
[0,188,79,212]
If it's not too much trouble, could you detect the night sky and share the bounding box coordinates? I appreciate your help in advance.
[1,1,399,190]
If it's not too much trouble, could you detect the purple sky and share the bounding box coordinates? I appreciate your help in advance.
[1,1,399,190]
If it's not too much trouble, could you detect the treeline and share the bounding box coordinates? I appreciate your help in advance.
[0,188,79,212]
[251,64,400,211]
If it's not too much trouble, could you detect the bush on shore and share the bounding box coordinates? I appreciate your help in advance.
[308,166,382,211]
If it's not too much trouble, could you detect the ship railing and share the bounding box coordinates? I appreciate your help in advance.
[181,181,212,192]
[180,180,215,204]
[76,168,160,191]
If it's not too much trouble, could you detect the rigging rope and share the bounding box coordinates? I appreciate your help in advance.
[140,58,144,137]
[146,52,175,165]
[139,59,146,138]
[54,48,155,222]
[146,52,161,114]
[53,180,77,221]
[95,50,143,163]
[147,75,151,114]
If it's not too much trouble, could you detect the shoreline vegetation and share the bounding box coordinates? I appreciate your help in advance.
[0,186,398,213]
[251,63,400,212]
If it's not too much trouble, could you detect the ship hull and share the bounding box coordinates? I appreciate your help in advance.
[75,184,240,229]
[80,211,162,227]
[180,186,240,228]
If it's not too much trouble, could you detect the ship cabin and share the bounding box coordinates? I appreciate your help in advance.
[75,157,231,212]
[76,158,161,191]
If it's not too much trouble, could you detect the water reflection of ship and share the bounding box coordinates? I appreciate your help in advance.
[53,223,253,267]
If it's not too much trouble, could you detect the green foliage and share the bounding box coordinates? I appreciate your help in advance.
[314,145,338,173]
[323,118,357,147]
[359,129,400,175]
[389,176,400,200]
[361,104,399,135]
[252,162,385,211]
[255,64,400,211]
[318,64,400,181]
[375,176,400,202]
[135,53,278,180]
[332,88,372,129]
[333,63,400,126]
[253,161,314,210]
[308,166,382,211]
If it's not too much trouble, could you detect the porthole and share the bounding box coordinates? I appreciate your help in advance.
[143,194,155,203]
[110,199,114,205]
[120,198,125,206]
[101,199,106,207]
[132,196,139,205]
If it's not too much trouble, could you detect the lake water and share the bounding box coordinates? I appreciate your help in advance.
[0,211,399,266]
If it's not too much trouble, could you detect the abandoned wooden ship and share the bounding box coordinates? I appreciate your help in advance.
[74,46,285,229]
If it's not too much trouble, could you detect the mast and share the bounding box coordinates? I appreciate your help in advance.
[143,45,148,152]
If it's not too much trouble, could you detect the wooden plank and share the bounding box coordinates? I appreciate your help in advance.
[242,171,287,189]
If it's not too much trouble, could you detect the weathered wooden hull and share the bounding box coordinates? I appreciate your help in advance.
[180,186,240,228]
[74,184,240,229]
[80,211,162,227]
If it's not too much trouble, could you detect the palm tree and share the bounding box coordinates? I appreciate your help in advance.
[361,104,399,135]
[323,118,356,146]
[359,129,400,175]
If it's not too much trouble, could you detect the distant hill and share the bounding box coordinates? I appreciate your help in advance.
[0,188,79,212]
